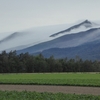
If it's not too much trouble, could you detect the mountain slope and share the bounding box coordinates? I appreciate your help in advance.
[0,20,99,52]
[50,20,99,37]
[0,24,70,52]
[34,39,100,60]
[0,20,100,60]
[17,28,100,54]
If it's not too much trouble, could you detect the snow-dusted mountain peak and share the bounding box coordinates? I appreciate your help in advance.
[82,19,92,24]
[50,20,100,37]
[0,19,100,53]
[78,19,99,28]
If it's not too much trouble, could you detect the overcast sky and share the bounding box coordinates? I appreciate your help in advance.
[0,0,100,32]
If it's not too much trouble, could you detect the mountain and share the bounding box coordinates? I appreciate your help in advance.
[0,24,70,52]
[0,19,100,60]
[35,39,100,60]
[17,27,100,60]
[50,20,99,37]
[17,27,100,54]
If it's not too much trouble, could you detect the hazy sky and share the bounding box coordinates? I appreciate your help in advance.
[0,0,100,32]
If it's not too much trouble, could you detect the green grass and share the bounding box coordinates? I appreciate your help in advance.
[0,91,99,100]
[0,73,100,86]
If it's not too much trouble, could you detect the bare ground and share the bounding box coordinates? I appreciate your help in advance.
[0,85,100,95]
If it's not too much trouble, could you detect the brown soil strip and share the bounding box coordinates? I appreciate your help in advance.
[0,85,100,95]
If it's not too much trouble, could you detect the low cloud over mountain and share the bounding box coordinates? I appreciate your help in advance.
[0,20,100,60]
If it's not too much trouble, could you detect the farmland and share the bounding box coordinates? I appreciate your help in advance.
[0,73,100,87]
[0,91,100,100]
[0,73,100,99]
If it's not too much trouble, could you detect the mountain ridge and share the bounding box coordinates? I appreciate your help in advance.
[50,20,99,37]
[17,27,100,56]
[0,19,100,60]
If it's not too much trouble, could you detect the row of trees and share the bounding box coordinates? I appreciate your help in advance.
[0,51,100,73]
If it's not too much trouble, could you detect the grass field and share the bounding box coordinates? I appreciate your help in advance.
[0,73,100,87]
[0,91,99,100]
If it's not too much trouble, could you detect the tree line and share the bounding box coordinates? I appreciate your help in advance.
[0,50,100,73]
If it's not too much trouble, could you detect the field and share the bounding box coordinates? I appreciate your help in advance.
[0,73,100,99]
[0,73,100,87]
[0,91,100,100]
